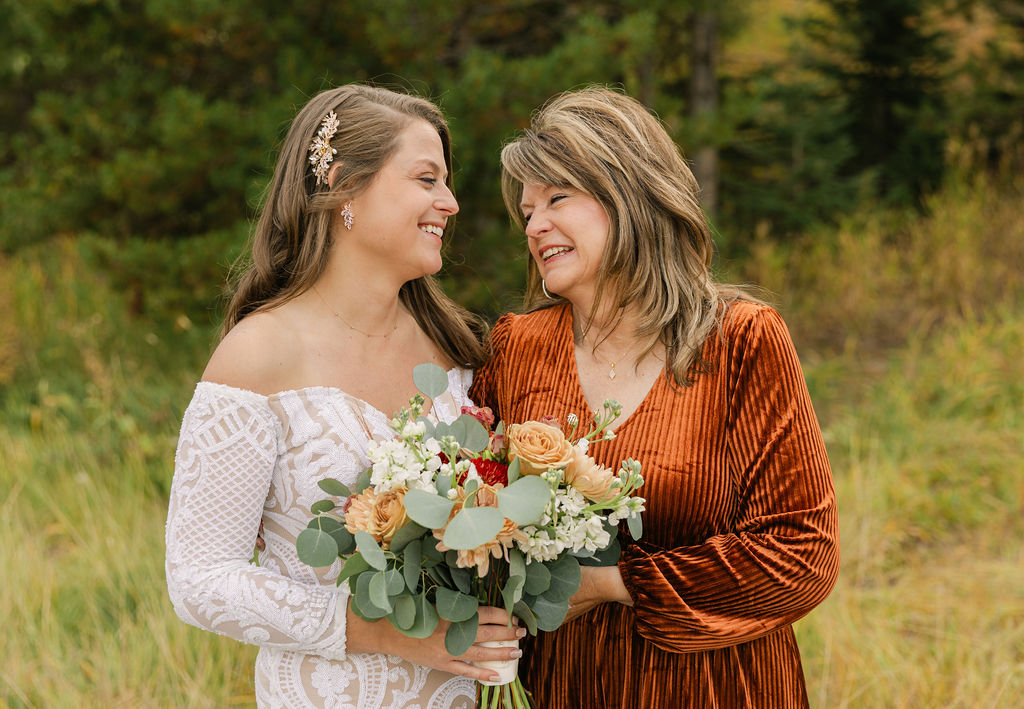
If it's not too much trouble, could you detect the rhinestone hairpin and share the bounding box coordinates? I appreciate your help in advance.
[308,110,340,186]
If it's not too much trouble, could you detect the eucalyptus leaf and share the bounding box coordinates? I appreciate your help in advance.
[433,421,452,440]
[295,528,339,568]
[337,552,371,583]
[368,570,393,612]
[354,467,372,494]
[391,594,416,630]
[509,548,526,581]
[435,472,452,497]
[494,421,505,436]
[450,414,489,453]
[426,563,453,588]
[384,568,406,595]
[506,457,521,484]
[308,516,338,531]
[310,499,336,515]
[543,555,582,602]
[444,614,479,656]
[422,542,444,563]
[435,587,479,622]
[413,362,450,399]
[329,525,356,555]
[530,594,569,631]
[404,489,456,529]
[354,531,386,570]
[497,475,552,525]
[355,573,390,619]
[403,592,439,639]
[389,521,427,552]
[501,575,524,616]
[317,478,351,497]
[524,560,551,595]
[402,539,422,592]
[464,478,479,496]
[442,506,504,550]
[512,600,538,636]
[627,511,643,540]
[450,566,472,595]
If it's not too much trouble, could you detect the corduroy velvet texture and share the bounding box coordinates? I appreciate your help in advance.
[470,302,839,708]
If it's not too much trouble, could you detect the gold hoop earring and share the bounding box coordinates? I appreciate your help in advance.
[542,279,553,299]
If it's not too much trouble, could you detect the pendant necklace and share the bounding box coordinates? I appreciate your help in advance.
[314,286,399,338]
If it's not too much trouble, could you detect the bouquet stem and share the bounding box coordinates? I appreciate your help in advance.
[478,676,531,709]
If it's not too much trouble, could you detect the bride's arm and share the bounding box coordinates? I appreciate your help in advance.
[165,384,350,658]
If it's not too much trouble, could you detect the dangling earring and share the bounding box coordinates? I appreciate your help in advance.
[542,279,553,299]
[340,202,354,230]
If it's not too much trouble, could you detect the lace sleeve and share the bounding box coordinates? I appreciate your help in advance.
[165,383,349,659]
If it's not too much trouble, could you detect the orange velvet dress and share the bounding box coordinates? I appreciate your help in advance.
[469,302,839,708]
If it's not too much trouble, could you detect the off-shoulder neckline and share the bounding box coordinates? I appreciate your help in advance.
[195,367,469,421]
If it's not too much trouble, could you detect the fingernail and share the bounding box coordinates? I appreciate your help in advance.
[510,649,523,659]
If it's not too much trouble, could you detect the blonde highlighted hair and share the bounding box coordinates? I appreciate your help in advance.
[223,85,485,367]
[500,86,758,386]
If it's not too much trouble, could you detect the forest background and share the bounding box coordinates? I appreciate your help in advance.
[1,0,1022,706]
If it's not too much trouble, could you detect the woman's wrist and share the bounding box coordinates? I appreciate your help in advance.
[345,602,395,655]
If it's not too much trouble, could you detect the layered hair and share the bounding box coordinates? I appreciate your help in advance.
[223,85,485,368]
[500,86,758,386]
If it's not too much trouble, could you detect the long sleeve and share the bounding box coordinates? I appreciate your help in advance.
[164,383,349,659]
[618,307,839,653]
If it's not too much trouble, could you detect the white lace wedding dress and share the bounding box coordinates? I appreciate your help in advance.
[165,370,477,709]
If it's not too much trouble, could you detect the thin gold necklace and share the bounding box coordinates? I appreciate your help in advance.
[313,286,399,338]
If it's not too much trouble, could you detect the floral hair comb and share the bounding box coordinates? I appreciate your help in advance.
[308,110,340,186]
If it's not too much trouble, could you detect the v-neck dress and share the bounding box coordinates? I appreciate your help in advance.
[165,372,476,709]
[469,302,838,708]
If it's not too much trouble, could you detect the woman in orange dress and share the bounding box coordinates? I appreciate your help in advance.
[470,87,839,708]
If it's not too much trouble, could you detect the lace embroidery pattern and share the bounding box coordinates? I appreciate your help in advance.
[167,370,476,708]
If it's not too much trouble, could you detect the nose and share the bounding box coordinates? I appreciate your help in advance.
[436,184,459,216]
[524,210,550,240]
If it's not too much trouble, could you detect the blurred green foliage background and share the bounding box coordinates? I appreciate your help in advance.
[1,1,1023,706]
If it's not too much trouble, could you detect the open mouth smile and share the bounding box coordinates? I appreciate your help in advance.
[541,245,573,262]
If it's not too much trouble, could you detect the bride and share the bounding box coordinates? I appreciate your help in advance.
[165,85,522,708]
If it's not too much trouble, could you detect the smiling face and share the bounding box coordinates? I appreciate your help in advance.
[520,183,611,309]
[341,119,458,282]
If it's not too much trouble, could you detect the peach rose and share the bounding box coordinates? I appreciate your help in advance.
[565,449,617,503]
[344,486,409,549]
[506,421,574,475]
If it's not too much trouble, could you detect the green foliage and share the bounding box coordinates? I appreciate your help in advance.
[804,0,949,205]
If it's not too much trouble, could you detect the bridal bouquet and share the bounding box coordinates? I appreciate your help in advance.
[296,364,645,708]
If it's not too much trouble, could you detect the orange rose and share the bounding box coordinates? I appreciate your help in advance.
[344,486,409,549]
[564,449,617,503]
[506,421,574,475]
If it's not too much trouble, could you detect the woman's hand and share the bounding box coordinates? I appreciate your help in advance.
[347,604,525,683]
[565,565,634,623]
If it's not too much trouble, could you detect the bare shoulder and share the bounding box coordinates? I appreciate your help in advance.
[201,310,303,396]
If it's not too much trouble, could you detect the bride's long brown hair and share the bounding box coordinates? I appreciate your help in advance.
[222,85,486,368]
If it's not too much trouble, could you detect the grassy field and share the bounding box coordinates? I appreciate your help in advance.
[2,179,1022,707]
